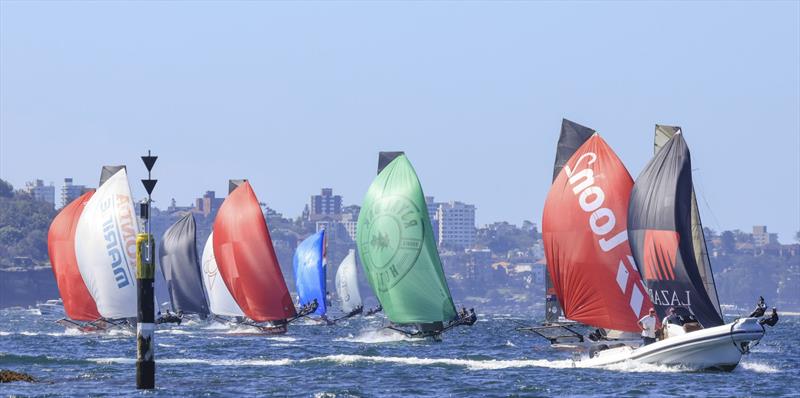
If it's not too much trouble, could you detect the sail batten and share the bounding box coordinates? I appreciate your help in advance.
[213,181,295,322]
[48,190,101,321]
[543,131,653,332]
[293,230,327,316]
[628,132,724,327]
[356,153,457,325]
[159,214,209,316]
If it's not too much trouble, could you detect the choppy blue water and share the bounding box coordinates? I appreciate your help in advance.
[0,306,797,397]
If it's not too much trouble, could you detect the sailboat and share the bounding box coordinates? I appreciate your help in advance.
[157,213,210,324]
[355,152,476,339]
[580,127,769,371]
[334,249,364,320]
[66,167,140,330]
[293,230,328,321]
[212,180,316,334]
[200,232,245,321]
[527,119,654,348]
[48,190,102,330]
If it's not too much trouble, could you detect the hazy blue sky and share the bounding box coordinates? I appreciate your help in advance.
[1,1,798,240]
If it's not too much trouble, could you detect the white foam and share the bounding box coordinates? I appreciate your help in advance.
[739,361,780,373]
[307,354,577,370]
[580,359,684,373]
[0,331,10,336]
[156,329,193,335]
[334,329,415,344]
[266,336,297,342]
[89,357,292,367]
[505,340,516,347]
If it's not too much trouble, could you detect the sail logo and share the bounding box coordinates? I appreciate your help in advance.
[642,229,680,281]
[358,195,425,292]
[100,195,136,288]
[564,151,645,317]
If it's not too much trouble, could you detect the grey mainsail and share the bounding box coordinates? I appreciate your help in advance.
[654,125,722,319]
[158,213,209,316]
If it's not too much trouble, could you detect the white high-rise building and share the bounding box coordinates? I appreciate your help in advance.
[25,179,55,208]
[436,201,476,248]
[60,178,87,208]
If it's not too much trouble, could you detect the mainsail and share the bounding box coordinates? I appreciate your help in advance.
[293,230,327,316]
[356,152,458,325]
[213,181,295,322]
[543,132,653,332]
[74,168,139,319]
[47,190,101,321]
[628,132,724,327]
[336,249,362,313]
[159,213,209,316]
[545,119,596,323]
[654,125,722,319]
[200,232,244,317]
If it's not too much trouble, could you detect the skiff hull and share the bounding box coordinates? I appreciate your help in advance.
[580,318,765,371]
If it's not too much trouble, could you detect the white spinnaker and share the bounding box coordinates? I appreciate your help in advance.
[335,249,362,313]
[74,169,139,319]
[200,232,244,317]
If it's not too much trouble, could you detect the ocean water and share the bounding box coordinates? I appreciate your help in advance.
[0,307,797,397]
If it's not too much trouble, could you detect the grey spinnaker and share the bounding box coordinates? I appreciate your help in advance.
[627,132,724,327]
[158,213,209,316]
[99,165,126,187]
[545,119,595,323]
[654,125,722,319]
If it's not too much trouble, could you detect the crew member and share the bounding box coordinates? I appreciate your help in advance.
[638,308,658,345]
[760,308,779,327]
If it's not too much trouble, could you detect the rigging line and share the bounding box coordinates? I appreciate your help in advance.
[692,168,723,232]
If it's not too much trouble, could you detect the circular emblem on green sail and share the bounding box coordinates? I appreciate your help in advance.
[358,195,425,292]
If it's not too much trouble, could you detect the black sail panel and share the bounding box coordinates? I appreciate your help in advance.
[628,133,723,327]
[545,119,595,323]
[654,125,722,319]
[158,213,210,316]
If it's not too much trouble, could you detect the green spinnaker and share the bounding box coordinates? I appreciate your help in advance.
[356,154,457,325]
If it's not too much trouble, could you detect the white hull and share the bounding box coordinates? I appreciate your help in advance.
[580,318,765,371]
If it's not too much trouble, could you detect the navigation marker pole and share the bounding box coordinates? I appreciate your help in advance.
[137,150,158,389]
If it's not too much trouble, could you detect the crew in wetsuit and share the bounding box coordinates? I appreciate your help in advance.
[365,304,382,316]
[749,296,767,318]
[760,308,779,327]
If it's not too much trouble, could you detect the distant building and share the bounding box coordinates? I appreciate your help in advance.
[426,196,442,244]
[436,201,476,248]
[24,180,55,208]
[753,225,778,247]
[308,188,342,221]
[60,178,88,208]
[194,191,224,217]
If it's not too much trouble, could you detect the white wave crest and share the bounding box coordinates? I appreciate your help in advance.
[739,361,780,373]
[307,354,576,370]
[334,329,416,344]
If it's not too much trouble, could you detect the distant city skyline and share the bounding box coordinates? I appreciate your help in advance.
[1,2,798,240]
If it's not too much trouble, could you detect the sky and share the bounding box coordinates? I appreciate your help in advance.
[1,1,798,241]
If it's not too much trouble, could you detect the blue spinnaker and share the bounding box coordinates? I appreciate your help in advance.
[293,230,327,316]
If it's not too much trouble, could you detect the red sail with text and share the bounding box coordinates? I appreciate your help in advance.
[542,134,653,332]
[47,190,101,321]
[213,182,296,322]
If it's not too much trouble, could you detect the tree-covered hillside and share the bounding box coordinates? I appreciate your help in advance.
[0,179,56,268]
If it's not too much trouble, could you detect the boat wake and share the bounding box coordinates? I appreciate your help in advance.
[335,328,415,344]
[738,361,780,373]
[88,354,575,371]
